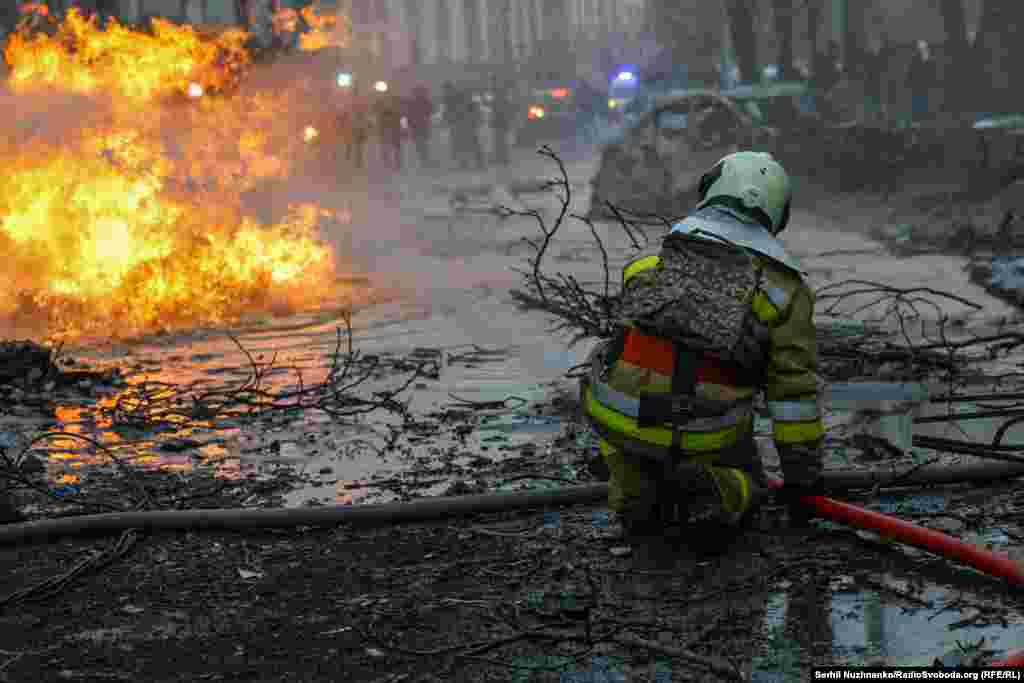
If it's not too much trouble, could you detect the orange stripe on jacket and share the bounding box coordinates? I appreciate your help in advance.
[621,328,675,375]
[620,328,745,386]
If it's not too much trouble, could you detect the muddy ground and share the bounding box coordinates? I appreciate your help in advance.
[4,145,1024,681]
[3,443,1023,682]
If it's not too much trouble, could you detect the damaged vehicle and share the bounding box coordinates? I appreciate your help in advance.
[589,83,807,220]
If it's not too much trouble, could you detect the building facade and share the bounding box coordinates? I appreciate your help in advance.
[25,0,646,85]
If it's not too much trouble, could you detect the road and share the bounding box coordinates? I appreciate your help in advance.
[36,141,1021,508]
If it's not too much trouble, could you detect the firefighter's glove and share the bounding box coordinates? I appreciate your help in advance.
[728,314,771,374]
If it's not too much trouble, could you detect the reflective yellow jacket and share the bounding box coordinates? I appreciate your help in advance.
[583,250,823,463]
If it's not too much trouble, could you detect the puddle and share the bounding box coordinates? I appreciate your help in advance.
[6,319,585,510]
[753,575,1024,678]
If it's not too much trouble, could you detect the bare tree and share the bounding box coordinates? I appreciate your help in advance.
[771,0,795,79]
[975,0,1023,113]
[806,0,824,57]
[647,0,722,79]
[463,0,481,64]
[937,0,970,114]
[722,0,759,83]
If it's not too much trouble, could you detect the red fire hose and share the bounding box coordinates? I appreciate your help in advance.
[765,477,1024,587]
[993,650,1024,667]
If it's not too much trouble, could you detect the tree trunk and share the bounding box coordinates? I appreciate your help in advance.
[435,0,450,62]
[975,0,1024,113]
[722,0,758,84]
[937,0,970,115]
[806,0,823,56]
[463,0,481,64]
[526,0,539,56]
[771,0,794,79]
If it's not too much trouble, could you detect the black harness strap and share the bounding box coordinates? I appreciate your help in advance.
[669,345,698,459]
[602,328,627,379]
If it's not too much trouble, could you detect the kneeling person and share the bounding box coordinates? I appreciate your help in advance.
[583,151,824,541]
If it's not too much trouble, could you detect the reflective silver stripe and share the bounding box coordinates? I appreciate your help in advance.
[592,380,751,432]
[763,285,789,310]
[592,380,641,416]
[768,400,820,422]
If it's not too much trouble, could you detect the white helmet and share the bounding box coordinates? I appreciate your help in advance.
[697,151,792,235]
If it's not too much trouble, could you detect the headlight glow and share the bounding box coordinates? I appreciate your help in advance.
[373,80,388,93]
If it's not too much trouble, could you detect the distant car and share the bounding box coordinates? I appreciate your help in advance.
[518,84,577,145]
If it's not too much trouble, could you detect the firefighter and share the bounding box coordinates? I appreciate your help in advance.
[582,151,823,544]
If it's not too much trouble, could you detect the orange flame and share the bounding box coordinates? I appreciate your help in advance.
[297,3,351,52]
[5,8,250,101]
[1,8,341,342]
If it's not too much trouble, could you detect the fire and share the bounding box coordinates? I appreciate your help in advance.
[1,8,342,342]
[0,131,335,340]
[5,8,250,101]
[270,2,351,52]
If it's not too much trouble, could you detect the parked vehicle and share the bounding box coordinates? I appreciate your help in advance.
[589,89,776,219]
[518,82,577,145]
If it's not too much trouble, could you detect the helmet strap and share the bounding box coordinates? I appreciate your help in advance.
[775,200,791,235]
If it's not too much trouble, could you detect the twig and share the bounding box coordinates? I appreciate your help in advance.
[614,632,743,680]
[446,393,527,410]
[0,529,141,611]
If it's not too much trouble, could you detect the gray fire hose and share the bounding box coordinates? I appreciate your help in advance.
[2,460,1023,546]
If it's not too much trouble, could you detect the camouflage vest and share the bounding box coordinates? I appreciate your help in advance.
[614,230,761,356]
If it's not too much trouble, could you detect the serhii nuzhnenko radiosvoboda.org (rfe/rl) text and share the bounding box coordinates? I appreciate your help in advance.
[812,669,1023,680]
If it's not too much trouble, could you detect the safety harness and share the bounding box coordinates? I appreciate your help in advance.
[585,333,756,471]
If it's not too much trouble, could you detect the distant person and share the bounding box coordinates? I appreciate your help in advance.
[346,90,372,171]
[575,77,606,147]
[461,88,485,170]
[877,37,901,123]
[843,42,874,120]
[442,82,464,168]
[810,41,842,120]
[376,90,404,171]
[862,46,885,121]
[405,85,434,169]
[490,79,513,166]
[907,40,936,122]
